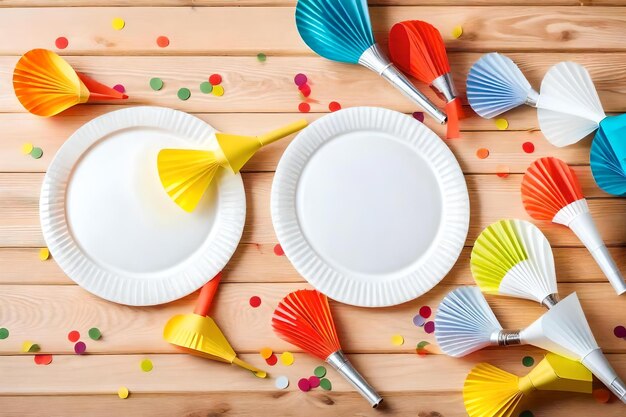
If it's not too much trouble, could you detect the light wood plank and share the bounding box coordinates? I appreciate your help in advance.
[0,283,623,355]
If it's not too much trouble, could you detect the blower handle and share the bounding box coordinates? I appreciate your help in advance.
[257,119,308,146]
[194,272,223,317]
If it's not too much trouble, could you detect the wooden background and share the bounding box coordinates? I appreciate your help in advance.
[0,1,625,416]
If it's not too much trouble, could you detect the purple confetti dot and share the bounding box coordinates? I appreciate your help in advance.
[614,325,626,338]
[294,73,307,87]
[308,376,320,388]
[298,378,311,392]
[412,112,424,122]
[424,321,435,334]
[113,84,125,93]
[74,341,86,355]
[413,314,425,327]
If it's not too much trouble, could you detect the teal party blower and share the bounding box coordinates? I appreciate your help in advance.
[295,0,447,124]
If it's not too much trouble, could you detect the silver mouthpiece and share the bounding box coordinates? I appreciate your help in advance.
[326,350,383,407]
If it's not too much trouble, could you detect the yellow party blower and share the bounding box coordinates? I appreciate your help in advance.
[463,353,592,417]
[157,119,308,212]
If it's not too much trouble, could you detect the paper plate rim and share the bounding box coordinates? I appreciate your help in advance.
[40,106,246,306]
[270,106,470,307]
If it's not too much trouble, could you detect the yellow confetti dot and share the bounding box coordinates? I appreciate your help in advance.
[21,143,34,155]
[259,347,273,359]
[452,25,463,39]
[495,118,509,130]
[39,248,50,261]
[391,334,404,346]
[117,386,129,399]
[212,85,224,97]
[140,358,153,372]
[112,17,125,31]
[280,351,294,366]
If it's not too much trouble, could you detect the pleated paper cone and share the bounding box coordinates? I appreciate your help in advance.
[463,363,523,417]
[525,353,592,393]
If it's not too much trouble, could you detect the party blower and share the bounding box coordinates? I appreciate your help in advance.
[522,157,626,295]
[158,120,307,212]
[434,287,626,402]
[163,272,267,378]
[272,289,382,407]
[13,49,127,117]
[463,353,592,417]
[295,0,447,124]
[471,219,559,308]
[388,20,464,138]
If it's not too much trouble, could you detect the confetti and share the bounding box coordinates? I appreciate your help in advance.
[452,26,463,39]
[113,84,125,94]
[314,365,327,378]
[522,356,535,367]
[257,53,267,62]
[522,142,535,154]
[518,411,534,417]
[212,85,225,97]
[140,358,153,372]
[273,244,284,256]
[592,388,610,403]
[39,247,50,261]
[150,77,164,91]
[297,378,311,392]
[391,334,404,346]
[319,378,332,391]
[280,351,294,366]
[308,376,320,388]
[118,386,129,399]
[412,112,424,122]
[298,84,311,98]
[22,341,40,353]
[412,314,425,327]
[496,165,510,178]
[21,143,34,155]
[34,354,53,365]
[275,375,289,389]
[476,148,490,159]
[416,340,430,356]
[31,147,44,159]
[614,325,626,338]
[249,296,262,308]
[294,73,307,86]
[88,327,102,340]
[111,17,125,31]
[200,81,213,94]
[67,330,80,343]
[260,347,273,359]
[424,321,435,334]
[266,353,278,366]
[495,118,509,130]
[328,101,341,112]
[419,306,432,319]
[55,37,68,49]
[177,88,191,101]
[156,36,170,48]
[209,74,223,85]
[74,341,87,355]
[298,102,310,113]
[0,328,8,340]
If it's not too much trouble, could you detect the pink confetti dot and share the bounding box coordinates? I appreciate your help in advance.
[298,102,310,113]
[328,101,341,112]
[265,353,278,366]
[308,376,320,388]
[412,112,424,122]
[294,73,307,87]
[522,142,535,153]
[614,325,626,338]
[74,341,86,355]
[249,296,261,308]
[55,37,68,49]
[298,378,311,392]
[273,244,284,256]
[113,84,126,93]
[156,36,170,48]
[68,330,80,342]
[419,306,432,319]
[424,321,435,334]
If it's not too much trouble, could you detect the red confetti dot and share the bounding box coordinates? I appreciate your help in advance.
[249,296,261,308]
[298,84,311,98]
[593,388,611,403]
[265,353,278,366]
[412,112,424,122]
[74,341,86,355]
[273,244,284,256]
[298,378,311,392]
[55,37,68,49]
[298,102,310,113]
[34,354,53,365]
[209,74,222,86]
[156,36,170,48]
[522,142,535,153]
[294,73,307,86]
[496,165,510,178]
[308,376,320,388]
[424,321,435,334]
[68,330,80,343]
[328,101,341,112]
[614,325,626,338]
[113,84,125,93]
[419,306,432,319]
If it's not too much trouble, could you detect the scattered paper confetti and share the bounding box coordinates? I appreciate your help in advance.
[55,37,68,49]
[177,88,191,101]
[294,73,307,86]
[522,142,535,153]
[419,306,432,319]
[68,330,80,343]
[34,354,53,365]
[298,83,311,98]
[257,53,267,62]
[328,101,341,112]
[88,327,102,340]
[522,356,535,367]
[150,77,164,91]
[452,25,463,39]
[424,321,435,334]
[209,74,223,85]
[273,244,284,256]
[140,358,153,372]
[0,328,8,340]
[496,165,510,178]
[476,148,490,159]
[260,347,273,359]
[412,112,424,122]
[298,377,311,392]
[319,378,332,391]
[614,325,626,338]
[495,118,509,130]
[275,375,289,389]
[416,341,430,356]
[212,85,225,97]
[518,411,534,417]
[413,314,425,327]
[298,102,310,113]
[39,247,50,261]
[592,387,611,403]
[156,36,170,48]
[113,84,126,94]
[200,81,213,94]
[266,353,278,366]
[314,366,327,378]
[391,334,404,346]
[111,17,125,31]
[280,351,294,366]
[74,341,87,355]
[118,386,129,399]
[31,147,44,159]
[22,341,40,353]
[308,375,320,388]
[249,296,262,308]
[21,143,34,155]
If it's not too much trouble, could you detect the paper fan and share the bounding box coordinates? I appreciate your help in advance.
[471,219,558,307]
[591,124,626,196]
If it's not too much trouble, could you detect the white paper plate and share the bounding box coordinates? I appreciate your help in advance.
[40,107,246,306]
[271,107,469,307]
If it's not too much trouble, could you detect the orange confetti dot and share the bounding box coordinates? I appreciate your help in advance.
[34,354,53,365]
[593,388,611,403]
[476,148,489,159]
[496,165,510,178]
[260,347,273,359]
[156,36,170,48]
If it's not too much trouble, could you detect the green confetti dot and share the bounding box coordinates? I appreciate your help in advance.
[519,411,534,417]
[314,366,327,378]
[88,327,102,340]
[319,378,332,391]
[0,328,8,339]
[417,341,430,349]
[199,81,213,94]
[522,356,534,367]
[257,53,266,62]
[177,87,191,101]
[150,77,164,91]
[30,147,43,159]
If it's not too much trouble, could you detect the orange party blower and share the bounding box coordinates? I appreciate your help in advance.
[388,21,464,138]
[163,272,267,377]
[13,49,127,117]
